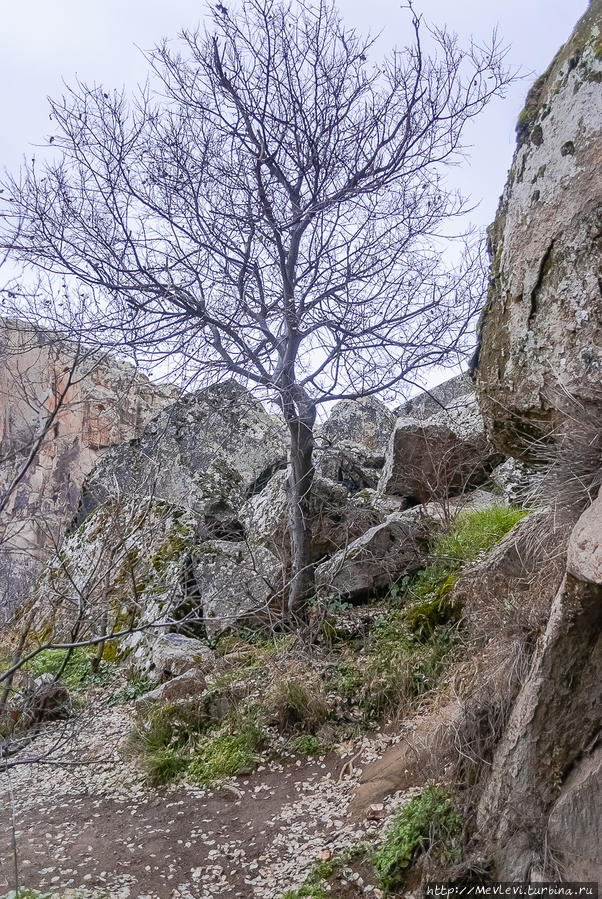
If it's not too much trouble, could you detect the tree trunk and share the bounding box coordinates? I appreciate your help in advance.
[286,414,316,618]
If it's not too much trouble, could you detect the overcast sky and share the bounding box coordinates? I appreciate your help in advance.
[0,0,587,235]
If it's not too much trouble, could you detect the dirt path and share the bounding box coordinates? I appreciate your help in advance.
[0,697,399,898]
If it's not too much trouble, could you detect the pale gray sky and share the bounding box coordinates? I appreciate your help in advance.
[0,0,587,233]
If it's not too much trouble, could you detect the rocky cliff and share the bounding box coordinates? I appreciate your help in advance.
[471,1,602,880]
[0,318,177,617]
[476,0,602,456]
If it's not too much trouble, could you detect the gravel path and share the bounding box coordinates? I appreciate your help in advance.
[0,694,406,898]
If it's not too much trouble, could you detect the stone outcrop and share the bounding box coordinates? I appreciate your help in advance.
[467,4,602,880]
[77,380,288,527]
[546,742,602,882]
[316,396,396,491]
[378,393,499,504]
[0,319,176,619]
[475,1,602,456]
[396,372,474,420]
[190,541,281,636]
[239,469,380,564]
[28,496,200,650]
[315,510,427,600]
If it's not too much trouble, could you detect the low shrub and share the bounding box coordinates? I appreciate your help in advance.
[129,700,207,785]
[372,787,461,894]
[361,613,453,721]
[263,665,329,733]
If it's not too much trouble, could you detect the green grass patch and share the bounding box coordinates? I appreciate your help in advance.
[372,787,461,894]
[108,675,157,706]
[129,700,208,785]
[23,646,113,689]
[280,857,336,899]
[404,505,529,637]
[289,734,326,757]
[189,719,265,785]
[361,614,453,720]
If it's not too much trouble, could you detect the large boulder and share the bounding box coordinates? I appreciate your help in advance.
[316,397,396,491]
[546,743,602,883]
[239,469,380,564]
[475,1,602,457]
[135,669,207,715]
[190,541,281,636]
[0,318,175,620]
[378,395,499,504]
[463,6,602,880]
[315,511,427,600]
[76,381,288,526]
[28,496,201,653]
[151,633,215,682]
[396,373,474,420]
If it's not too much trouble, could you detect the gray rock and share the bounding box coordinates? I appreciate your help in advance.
[150,633,215,682]
[547,743,602,882]
[315,511,427,600]
[239,469,380,563]
[28,496,201,662]
[191,541,281,636]
[396,373,474,420]
[134,669,207,714]
[316,397,396,491]
[490,458,534,504]
[0,318,176,620]
[475,1,602,457]
[378,399,499,503]
[77,380,288,525]
[566,487,602,585]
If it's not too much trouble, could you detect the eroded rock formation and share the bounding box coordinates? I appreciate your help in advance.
[475,0,602,456]
[0,319,176,618]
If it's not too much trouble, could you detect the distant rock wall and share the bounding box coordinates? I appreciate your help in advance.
[0,318,176,617]
[476,0,602,456]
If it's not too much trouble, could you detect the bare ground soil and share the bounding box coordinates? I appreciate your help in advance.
[0,693,407,899]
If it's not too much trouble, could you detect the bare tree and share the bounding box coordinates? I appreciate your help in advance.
[0,0,512,614]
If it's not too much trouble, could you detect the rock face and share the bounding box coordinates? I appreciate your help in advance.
[77,381,288,527]
[316,397,396,491]
[0,319,176,619]
[468,5,602,879]
[239,469,380,564]
[475,1,602,456]
[315,511,426,600]
[378,392,499,504]
[28,496,200,652]
[546,743,602,883]
[190,541,281,637]
[396,373,474,420]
